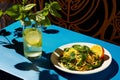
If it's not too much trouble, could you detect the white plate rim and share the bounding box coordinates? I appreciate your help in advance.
[51,42,112,74]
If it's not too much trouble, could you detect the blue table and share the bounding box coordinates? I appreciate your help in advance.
[0,21,120,80]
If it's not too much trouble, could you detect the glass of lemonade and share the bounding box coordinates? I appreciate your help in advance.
[23,26,42,59]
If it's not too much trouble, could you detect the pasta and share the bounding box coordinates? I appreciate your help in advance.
[58,44,104,71]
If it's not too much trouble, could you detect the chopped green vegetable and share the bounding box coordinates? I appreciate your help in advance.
[58,44,104,71]
[64,48,70,52]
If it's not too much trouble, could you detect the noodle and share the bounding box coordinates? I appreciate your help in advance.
[58,44,104,71]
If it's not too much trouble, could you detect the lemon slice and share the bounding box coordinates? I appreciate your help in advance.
[90,45,104,59]
[24,28,42,46]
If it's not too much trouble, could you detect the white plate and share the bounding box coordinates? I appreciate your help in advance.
[51,42,112,74]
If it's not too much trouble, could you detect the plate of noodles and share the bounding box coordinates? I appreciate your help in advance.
[51,42,112,74]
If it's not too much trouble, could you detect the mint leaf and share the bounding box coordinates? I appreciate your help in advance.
[51,2,61,10]
[5,10,19,18]
[24,4,36,11]
[16,13,27,20]
[42,17,51,26]
[6,5,19,12]
[37,16,51,26]
[49,2,61,18]
[42,8,49,16]
[49,8,61,17]
[36,13,45,22]
[5,5,20,18]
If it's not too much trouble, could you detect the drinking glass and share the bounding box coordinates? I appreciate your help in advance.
[23,25,42,59]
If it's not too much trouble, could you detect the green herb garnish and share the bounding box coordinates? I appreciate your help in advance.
[0,0,61,27]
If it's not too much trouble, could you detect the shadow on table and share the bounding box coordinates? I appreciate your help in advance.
[0,29,12,44]
[1,28,60,80]
[0,27,59,56]
[39,70,59,80]
[42,29,59,34]
[0,28,24,56]
[14,51,59,80]
[3,39,24,55]
[54,58,119,80]
[15,62,59,80]
[13,47,119,80]
[15,52,119,80]
[5,39,118,80]
[2,28,118,80]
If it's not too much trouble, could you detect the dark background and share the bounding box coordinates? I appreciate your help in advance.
[0,0,120,46]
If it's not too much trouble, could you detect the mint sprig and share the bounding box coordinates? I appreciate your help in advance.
[0,0,61,27]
